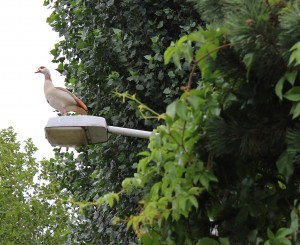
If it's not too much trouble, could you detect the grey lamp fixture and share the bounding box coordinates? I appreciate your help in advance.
[45,115,152,147]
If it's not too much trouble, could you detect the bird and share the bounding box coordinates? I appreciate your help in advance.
[35,66,88,115]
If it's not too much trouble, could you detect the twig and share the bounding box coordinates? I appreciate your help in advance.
[182,43,232,94]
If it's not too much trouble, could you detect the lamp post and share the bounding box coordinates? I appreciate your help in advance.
[44,115,152,147]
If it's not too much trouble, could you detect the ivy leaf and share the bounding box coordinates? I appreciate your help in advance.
[69,78,77,85]
[144,55,152,61]
[76,39,85,49]
[107,0,114,7]
[57,63,64,72]
[136,84,144,91]
[163,87,172,95]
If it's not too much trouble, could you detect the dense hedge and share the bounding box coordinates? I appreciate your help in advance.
[45,0,201,243]
[46,0,300,244]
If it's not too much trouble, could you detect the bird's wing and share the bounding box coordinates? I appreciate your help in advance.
[55,87,88,111]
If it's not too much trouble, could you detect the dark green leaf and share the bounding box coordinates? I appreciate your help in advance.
[76,39,85,49]
[196,238,218,245]
[276,151,295,181]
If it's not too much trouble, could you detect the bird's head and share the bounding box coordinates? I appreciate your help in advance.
[35,66,49,74]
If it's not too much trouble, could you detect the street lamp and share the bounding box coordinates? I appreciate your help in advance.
[44,115,152,147]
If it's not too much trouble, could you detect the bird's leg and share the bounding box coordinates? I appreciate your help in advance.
[62,108,67,116]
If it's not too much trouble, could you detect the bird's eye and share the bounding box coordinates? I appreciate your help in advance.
[40,66,45,69]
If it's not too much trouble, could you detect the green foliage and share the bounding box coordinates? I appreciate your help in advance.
[0,127,69,244]
[45,0,201,243]
[164,25,225,80]
[45,0,300,244]
[122,87,220,242]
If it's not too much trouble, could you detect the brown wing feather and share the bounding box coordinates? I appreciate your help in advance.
[55,87,88,111]
[74,97,88,111]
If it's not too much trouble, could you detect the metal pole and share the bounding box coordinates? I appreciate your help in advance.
[107,126,152,139]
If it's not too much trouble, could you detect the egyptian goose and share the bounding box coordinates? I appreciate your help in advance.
[35,66,88,115]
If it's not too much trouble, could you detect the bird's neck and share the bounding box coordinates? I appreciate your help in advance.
[44,73,54,92]
[44,71,51,81]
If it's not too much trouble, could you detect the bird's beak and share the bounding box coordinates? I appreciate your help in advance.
[35,70,40,73]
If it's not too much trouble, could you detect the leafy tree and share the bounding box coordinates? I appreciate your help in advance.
[119,0,300,243]
[44,0,201,243]
[45,0,300,244]
[0,127,69,244]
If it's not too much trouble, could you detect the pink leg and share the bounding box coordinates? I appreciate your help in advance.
[62,108,67,116]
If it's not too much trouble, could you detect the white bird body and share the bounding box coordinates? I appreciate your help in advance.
[35,66,88,115]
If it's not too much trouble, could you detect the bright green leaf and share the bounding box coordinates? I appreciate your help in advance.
[180,43,193,64]
[176,100,188,120]
[176,35,188,46]
[189,196,198,209]
[267,228,275,239]
[187,95,201,110]
[69,78,77,85]
[164,46,175,65]
[286,70,298,85]
[275,76,285,100]
[275,228,291,238]
[172,51,182,69]
[289,42,300,66]
[291,102,300,119]
[188,187,203,195]
[283,86,300,102]
[166,101,177,120]
[187,31,205,42]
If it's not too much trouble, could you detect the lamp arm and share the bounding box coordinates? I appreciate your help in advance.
[107,126,152,139]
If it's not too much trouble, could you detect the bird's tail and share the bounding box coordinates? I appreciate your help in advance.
[76,107,88,115]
